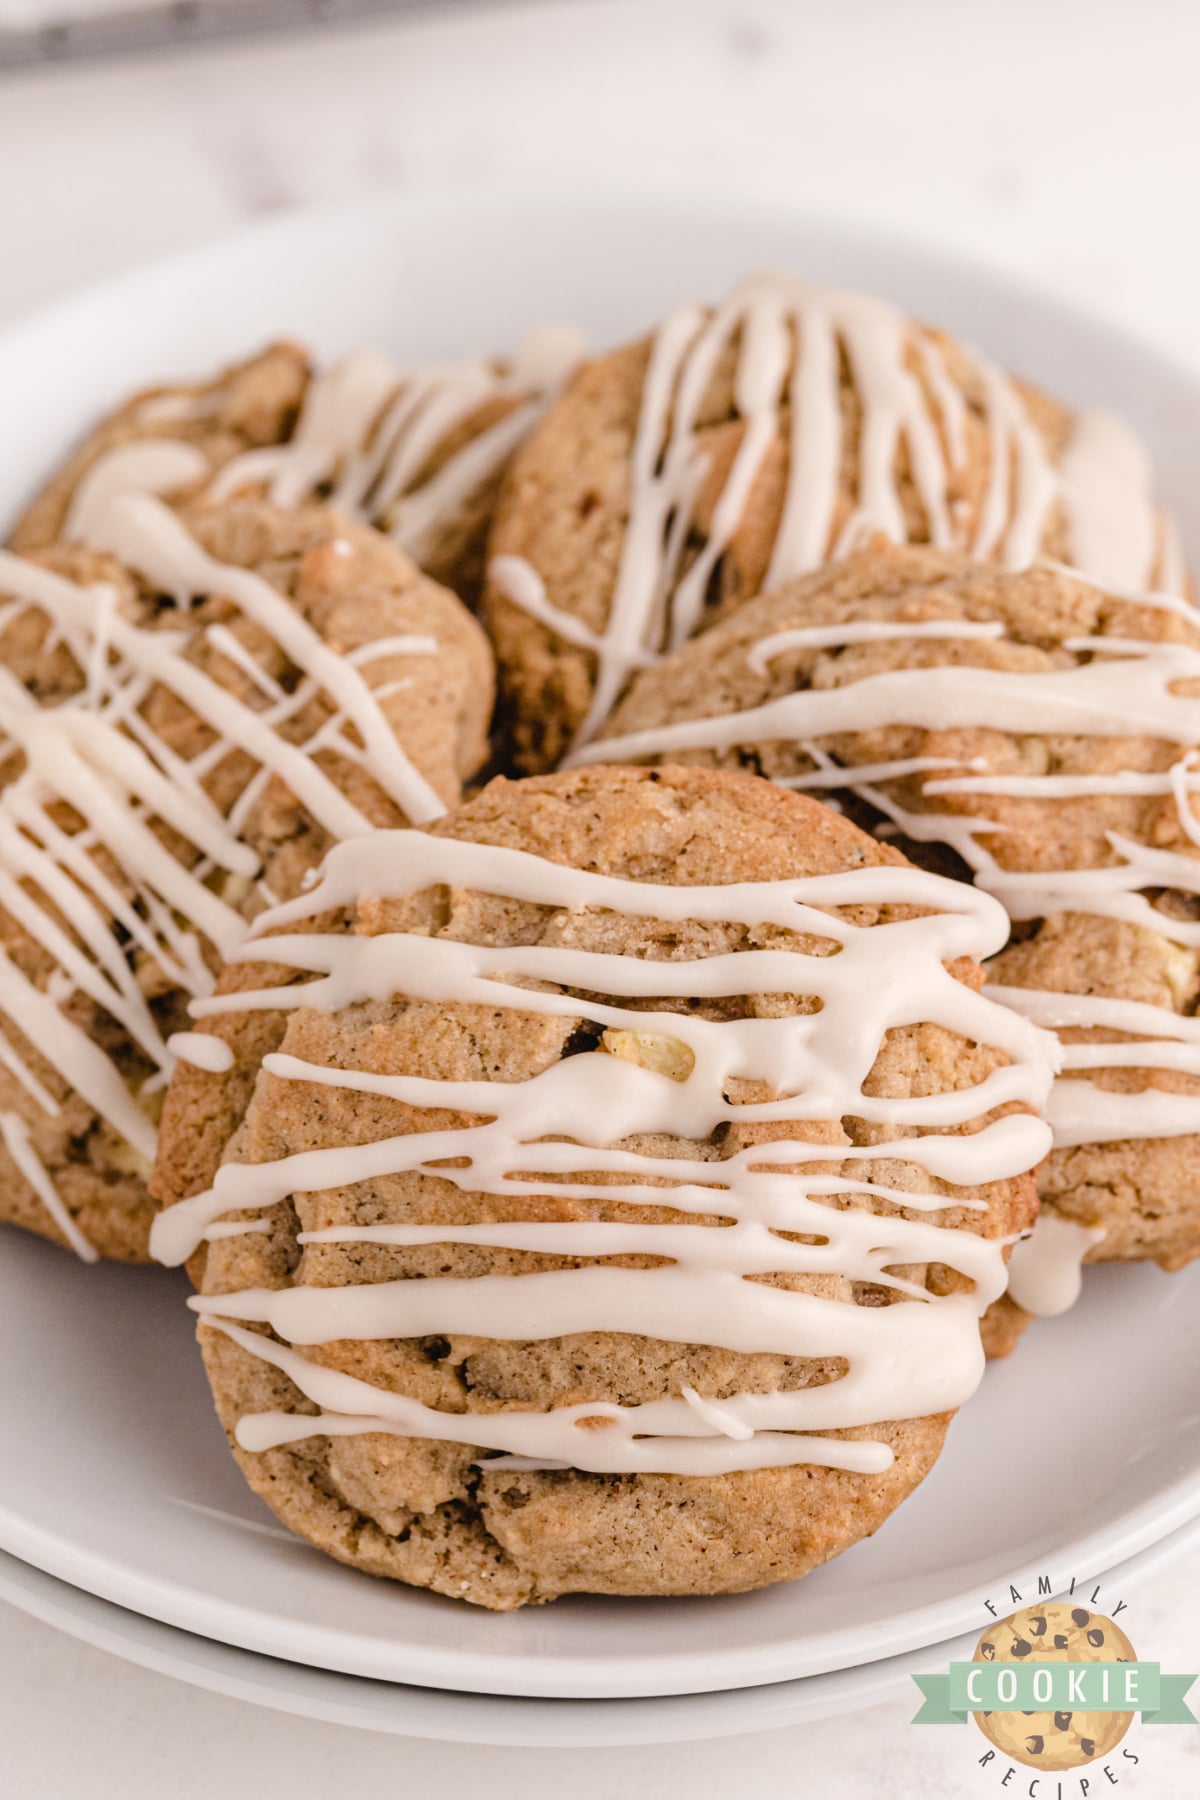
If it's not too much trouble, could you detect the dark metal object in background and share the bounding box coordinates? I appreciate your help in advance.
[0,0,495,71]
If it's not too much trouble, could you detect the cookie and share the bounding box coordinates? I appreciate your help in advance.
[152,764,1052,1607]
[0,495,493,1262]
[11,330,585,611]
[483,274,1186,770]
[591,539,1200,1290]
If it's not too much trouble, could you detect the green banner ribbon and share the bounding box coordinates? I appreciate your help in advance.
[912,1662,1197,1726]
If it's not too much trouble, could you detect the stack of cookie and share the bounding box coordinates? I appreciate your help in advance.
[0,271,1191,1608]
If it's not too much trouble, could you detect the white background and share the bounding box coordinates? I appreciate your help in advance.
[1,2,1199,1794]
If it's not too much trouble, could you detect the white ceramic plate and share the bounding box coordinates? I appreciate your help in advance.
[0,189,1198,1702]
[3,1517,1197,1746]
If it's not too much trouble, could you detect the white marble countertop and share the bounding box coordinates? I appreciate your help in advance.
[1,1,1199,1794]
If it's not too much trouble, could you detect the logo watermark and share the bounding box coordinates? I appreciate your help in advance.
[912,1578,1195,1789]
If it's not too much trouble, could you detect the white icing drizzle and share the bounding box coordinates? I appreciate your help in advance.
[914,335,968,471]
[0,1110,98,1263]
[985,985,1200,1110]
[584,635,1200,757]
[1040,1081,1200,1148]
[167,1031,235,1074]
[491,273,1183,750]
[1006,1215,1106,1317]
[970,356,1059,568]
[61,329,585,585]
[203,1219,272,1242]
[155,828,1055,1477]
[210,351,402,510]
[746,618,1006,673]
[583,601,1200,1165]
[64,441,212,545]
[489,554,656,665]
[0,495,447,1260]
[163,327,584,563]
[89,496,445,829]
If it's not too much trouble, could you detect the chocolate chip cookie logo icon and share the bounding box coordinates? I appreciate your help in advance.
[911,1590,1197,1784]
[971,1603,1138,1771]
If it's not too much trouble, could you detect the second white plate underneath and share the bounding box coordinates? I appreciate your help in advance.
[3,1516,1197,1746]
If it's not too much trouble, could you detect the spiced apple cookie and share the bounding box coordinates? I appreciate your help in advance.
[483,273,1187,770]
[12,331,585,609]
[152,764,1053,1607]
[0,494,492,1263]
[589,539,1200,1312]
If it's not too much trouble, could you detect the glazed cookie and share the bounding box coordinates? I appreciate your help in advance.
[483,273,1186,770]
[590,539,1200,1308]
[0,495,493,1263]
[12,331,585,610]
[152,765,1052,1608]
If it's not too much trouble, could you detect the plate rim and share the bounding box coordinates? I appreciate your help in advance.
[2,177,1199,417]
